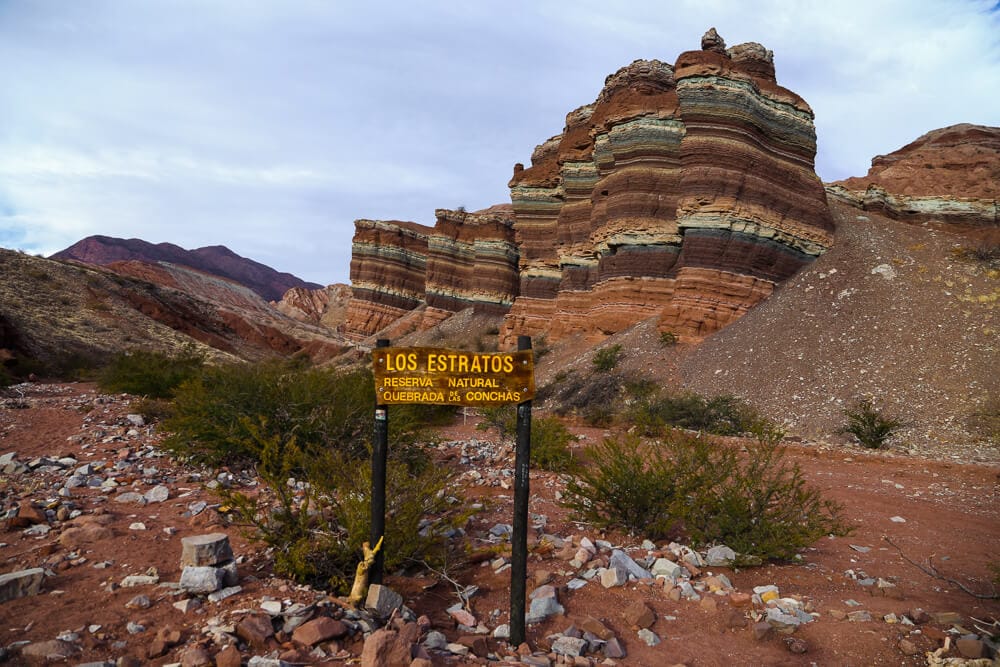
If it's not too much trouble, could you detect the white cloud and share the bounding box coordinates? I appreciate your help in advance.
[0,0,996,284]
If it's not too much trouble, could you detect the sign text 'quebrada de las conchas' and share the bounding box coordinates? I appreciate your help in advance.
[373,347,535,406]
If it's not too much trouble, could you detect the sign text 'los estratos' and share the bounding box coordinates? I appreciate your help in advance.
[372,347,535,406]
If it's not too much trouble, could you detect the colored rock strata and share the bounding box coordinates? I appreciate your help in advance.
[501,28,834,344]
[828,123,999,235]
[344,208,519,339]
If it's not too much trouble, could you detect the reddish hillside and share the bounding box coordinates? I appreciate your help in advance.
[51,236,322,302]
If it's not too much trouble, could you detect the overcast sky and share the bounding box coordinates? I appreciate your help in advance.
[1,1,998,286]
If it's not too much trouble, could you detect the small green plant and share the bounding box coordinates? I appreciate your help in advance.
[592,344,623,372]
[98,348,205,399]
[561,429,849,561]
[530,416,577,472]
[659,331,678,346]
[841,398,905,449]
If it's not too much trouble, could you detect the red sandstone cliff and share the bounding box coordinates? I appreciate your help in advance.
[827,124,999,237]
[502,28,833,345]
[343,208,519,340]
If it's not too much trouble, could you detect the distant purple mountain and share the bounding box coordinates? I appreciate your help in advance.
[51,236,322,302]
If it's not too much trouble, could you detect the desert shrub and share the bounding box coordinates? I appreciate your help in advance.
[164,361,373,467]
[954,242,1000,268]
[659,331,678,347]
[164,360,444,469]
[562,435,677,537]
[477,405,517,440]
[0,364,13,389]
[98,348,204,398]
[131,397,175,423]
[840,398,905,449]
[631,391,763,436]
[220,427,471,593]
[592,344,623,372]
[545,370,628,425]
[530,416,577,472]
[312,448,472,576]
[561,430,850,562]
[967,395,1000,445]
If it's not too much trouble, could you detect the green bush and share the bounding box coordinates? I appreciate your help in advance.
[659,331,678,347]
[561,430,850,562]
[476,405,517,440]
[840,398,905,449]
[530,416,577,472]
[544,370,628,426]
[562,436,677,537]
[164,360,447,470]
[219,427,471,593]
[631,391,762,436]
[592,344,623,372]
[98,348,204,398]
[164,361,373,467]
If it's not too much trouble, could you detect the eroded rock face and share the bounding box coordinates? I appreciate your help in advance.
[829,123,999,235]
[344,208,518,339]
[502,30,833,344]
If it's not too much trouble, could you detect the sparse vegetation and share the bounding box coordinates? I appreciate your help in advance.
[543,369,628,426]
[953,242,1000,268]
[218,427,470,594]
[562,429,850,562]
[631,391,765,437]
[591,344,623,372]
[967,395,1000,446]
[98,348,205,399]
[477,405,517,440]
[659,331,678,346]
[840,398,905,449]
[530,416,577,472]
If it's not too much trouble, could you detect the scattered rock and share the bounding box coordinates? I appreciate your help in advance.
[623,601,656,629]
[179,565,224,594]
[365,583,403,618]
[292,617,348,646]
[551,635,588,657]
[180,533,234,566]
[360,628,412,667]
[0,567,45,603]
[637,628,660,647]
[237,613,275,649]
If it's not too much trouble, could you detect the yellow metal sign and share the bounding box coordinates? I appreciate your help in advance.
[373,347,535,406]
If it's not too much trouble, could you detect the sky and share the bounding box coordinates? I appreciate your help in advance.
[1,1,998,286]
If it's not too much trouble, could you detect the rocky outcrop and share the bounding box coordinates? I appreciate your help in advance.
[344,208,518,339]
[52,236,322,302]
[501,29,833,344]
[273,284,352,329]
[828,124,1000,235]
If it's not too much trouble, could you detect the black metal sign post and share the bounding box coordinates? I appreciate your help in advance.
[370,338,390,585]
[510,335,532,646]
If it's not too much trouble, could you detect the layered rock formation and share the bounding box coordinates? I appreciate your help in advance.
[344,208,518,339]
[53,236,322,302]
[828,124,999,236]
[501,29,834,344]
[274,284,352,329]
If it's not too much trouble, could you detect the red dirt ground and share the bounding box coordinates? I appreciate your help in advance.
[2,383,998,666]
